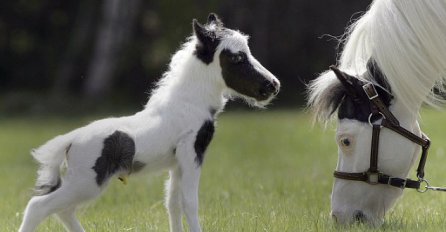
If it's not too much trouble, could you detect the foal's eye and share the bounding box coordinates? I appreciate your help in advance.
[230,54,244,63]
[340,138,351,147]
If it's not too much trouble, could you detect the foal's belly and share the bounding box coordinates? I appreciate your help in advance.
[132,149,177,175]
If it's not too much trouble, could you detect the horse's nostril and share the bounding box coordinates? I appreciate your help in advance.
[353,210,366,223]
[331,214,338,223]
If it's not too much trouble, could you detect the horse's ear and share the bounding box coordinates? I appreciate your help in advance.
[367,59,390,90]
[329,65,359,96]
[207,13,223,27]
[307,70,348,122]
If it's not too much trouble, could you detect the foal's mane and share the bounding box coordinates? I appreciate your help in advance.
[144,37,197,107]
[308,0,446,122]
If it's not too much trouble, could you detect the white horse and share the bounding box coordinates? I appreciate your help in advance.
[19,13,280,232]
[308,0,446,226]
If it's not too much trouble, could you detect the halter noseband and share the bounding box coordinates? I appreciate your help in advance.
[330,66,432,191]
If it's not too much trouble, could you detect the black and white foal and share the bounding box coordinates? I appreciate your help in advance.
[19,13,279,232]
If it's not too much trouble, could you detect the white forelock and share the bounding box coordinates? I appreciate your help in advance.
[307,70,342,123]
[340,0,446,111]
[218,30,250,53]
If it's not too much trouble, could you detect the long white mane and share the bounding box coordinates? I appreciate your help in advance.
[309,0,446,121]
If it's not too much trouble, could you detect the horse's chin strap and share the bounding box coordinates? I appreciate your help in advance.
[333,82,431,191]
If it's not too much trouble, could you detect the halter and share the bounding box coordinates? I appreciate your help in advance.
[330,66,445,192]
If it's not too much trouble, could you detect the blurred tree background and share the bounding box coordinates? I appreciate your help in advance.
[0,0,371,115]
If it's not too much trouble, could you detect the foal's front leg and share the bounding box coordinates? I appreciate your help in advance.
[179,164,201,232]
[175,134,202,232]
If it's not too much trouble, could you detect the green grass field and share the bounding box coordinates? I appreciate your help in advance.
[1,109,446,231]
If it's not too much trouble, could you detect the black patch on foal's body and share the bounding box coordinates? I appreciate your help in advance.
[92,131,135,186]
[194,120,215,166]
[337,61,393,122]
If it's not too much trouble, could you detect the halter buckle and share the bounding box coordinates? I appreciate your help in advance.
[363,83,379,100]
[366,171,379,185]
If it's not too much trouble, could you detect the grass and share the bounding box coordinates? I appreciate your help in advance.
[1,109,446,231]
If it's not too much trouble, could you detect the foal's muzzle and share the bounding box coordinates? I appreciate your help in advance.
[258,79,280,98]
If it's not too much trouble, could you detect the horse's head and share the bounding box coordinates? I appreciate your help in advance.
[192,13,280,107]
[308,61,423,226]
[308,0,446,225]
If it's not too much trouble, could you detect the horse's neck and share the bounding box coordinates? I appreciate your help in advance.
[144,58,226,115]
[390,98,420,128]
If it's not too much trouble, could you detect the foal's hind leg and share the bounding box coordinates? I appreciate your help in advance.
[166,167,183,232]
[19,180,100,232]
[55,207,84,232]
[19,195,52,232]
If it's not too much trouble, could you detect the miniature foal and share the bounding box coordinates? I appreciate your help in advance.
[19,13,280,232]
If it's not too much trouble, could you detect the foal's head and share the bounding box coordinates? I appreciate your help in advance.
[192,13,280,107]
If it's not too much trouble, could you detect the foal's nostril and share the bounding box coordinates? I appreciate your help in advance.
[259,81,277,97]
[272,79,279,88]
[272,80,280,95]
[353,210,366,223]
[258,80,280,98]
[259,89,268,97]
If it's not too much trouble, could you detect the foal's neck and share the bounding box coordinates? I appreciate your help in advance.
[144,55,226,115]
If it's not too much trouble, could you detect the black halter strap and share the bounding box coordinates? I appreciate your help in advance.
[331,67,431,190]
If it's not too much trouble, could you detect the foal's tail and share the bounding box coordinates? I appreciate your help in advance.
[31,131,77,195]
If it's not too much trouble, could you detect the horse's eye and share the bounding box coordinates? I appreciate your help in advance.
[338,135,354,155]
[230,54,244,63]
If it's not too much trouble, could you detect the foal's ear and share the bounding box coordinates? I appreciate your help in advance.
[193,19,216,44]
[193,19,206,40]
[207,13,223,27]
[192,18,220,64]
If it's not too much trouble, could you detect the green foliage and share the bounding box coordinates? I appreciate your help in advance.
[1,109,446,231]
